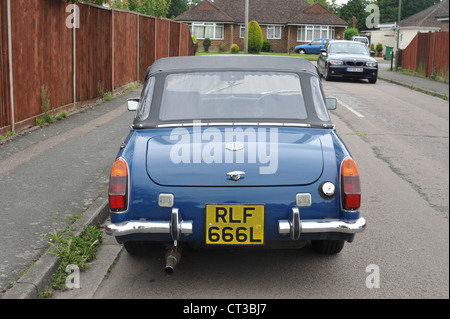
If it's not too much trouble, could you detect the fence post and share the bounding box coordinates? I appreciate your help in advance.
[7,0,14,132]
[112,9,115,93]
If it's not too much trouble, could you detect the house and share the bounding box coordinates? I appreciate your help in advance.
[398,0,449,49]
[175,0,347,53]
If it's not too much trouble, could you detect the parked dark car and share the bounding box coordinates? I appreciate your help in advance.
[317,40,378,83]
[105,55,366,274]
[295,38,334,54]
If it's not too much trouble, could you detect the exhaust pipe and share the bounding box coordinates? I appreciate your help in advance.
[164,242,182,276]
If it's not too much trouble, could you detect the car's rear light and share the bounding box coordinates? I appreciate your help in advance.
[340,157,361,211]
[109,158,128,212]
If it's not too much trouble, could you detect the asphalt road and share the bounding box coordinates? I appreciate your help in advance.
[55,76,448,299]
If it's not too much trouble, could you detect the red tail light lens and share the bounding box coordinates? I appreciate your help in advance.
[340,157,361,211]
[109,158,128,212]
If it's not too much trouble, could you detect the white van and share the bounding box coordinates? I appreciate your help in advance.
[352,36,370,48]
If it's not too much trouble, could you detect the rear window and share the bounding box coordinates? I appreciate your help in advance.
[159,72,308,121]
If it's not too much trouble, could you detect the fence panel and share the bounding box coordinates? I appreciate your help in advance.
[139,15,156,82]
[169,21,181,57]
[433,31,449,79]
[156,19,170,60]
[114,10,138,89]
[0,0,11,130]
[76,4,112,102]
[11,0,73,125]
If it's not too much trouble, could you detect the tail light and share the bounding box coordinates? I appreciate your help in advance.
[340,157,361,211]
[109,158,129,212]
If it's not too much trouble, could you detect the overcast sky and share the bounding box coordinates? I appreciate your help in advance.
[333,0,349,6]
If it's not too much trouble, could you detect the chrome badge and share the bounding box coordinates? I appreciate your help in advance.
[226,142,244,151]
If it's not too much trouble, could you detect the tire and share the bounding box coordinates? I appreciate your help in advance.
[324,65,332,81]
[311,240,345,254]
[124,241,149,255]
[299,49,306,54]
[368,77,377,84]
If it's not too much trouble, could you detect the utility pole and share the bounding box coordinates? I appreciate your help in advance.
[395,0,402,72]
[244,0,249,54]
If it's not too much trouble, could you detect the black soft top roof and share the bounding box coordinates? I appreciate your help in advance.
[147,55,318,76]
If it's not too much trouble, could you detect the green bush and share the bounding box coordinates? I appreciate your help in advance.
[230,44,239,54]
[262,39,271,52]
[344,28,359,40]
[217,42,227,53]
[203,38,211,52]
[248,20,263,54]
[376,43,383,52]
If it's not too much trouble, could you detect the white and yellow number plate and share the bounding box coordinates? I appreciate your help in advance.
[206,204,264,245]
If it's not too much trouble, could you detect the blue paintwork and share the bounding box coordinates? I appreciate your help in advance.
[111,126,360,243]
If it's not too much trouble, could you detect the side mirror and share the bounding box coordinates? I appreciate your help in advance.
[320,48,327,56]
[370,50,375,57]
[127,98,140,111]
[326,98,337,110]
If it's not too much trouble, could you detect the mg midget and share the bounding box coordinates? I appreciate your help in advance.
[104,55,366,274]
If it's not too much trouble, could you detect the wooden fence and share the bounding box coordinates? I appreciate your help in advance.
[0,0,194,135]
[399,31,449,80]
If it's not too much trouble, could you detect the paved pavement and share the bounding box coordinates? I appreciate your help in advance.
[377,59,449,99]
[0,60,448,299]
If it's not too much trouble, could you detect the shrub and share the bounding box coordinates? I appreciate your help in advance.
[376,43,383,52]
[217,42,227,53]
[248,20,263,54]
[344,28,359,40]
[203,38,211,52]
[262,39,271,52]
[230,44,239,54]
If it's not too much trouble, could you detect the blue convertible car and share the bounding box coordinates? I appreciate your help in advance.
[105,55,366,274]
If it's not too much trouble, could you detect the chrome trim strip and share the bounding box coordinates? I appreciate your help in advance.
[157,122,312,128]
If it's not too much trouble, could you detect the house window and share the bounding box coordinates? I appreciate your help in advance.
[267,25,281,39]
[191,22,224,40]
[297,25,335,42]
[240,25,245,38]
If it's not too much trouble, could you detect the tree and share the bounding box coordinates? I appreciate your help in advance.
[376,0,441,23]
[168,0,190,19]
[339,0,369,32]
[138,0,172,18]
[344,27,359,40]
[248,20,263,54]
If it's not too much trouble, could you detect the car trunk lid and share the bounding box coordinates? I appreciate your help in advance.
[146,127,324,187]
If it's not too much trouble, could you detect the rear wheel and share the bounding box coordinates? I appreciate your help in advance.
[124,241,149,255]
[311,240,345,254]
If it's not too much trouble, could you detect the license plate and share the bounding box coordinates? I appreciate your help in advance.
[347,67,363,72]
[206,204,264,245]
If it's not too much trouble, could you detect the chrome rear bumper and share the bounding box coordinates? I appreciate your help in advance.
[278,207,366,240]
[105,208,193,241]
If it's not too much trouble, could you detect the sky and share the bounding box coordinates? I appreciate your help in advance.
[334,0,349,5]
